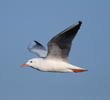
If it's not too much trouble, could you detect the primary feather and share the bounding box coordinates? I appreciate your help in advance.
[27,41,47,57]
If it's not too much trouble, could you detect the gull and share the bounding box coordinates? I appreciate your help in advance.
[21,21,87,73]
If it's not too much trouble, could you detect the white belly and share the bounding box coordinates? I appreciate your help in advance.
[37,59,82,72]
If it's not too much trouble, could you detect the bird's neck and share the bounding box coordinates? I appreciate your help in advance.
[32,58,44,69]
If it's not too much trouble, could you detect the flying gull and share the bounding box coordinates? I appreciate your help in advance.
[21,21,87,73]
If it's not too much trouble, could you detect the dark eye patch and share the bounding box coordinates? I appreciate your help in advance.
[30,61,32,63]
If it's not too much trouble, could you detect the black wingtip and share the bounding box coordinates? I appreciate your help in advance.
[34,40,42,46]
[34,40,37,42]
[34,40,38,44]
[78,21,82,25]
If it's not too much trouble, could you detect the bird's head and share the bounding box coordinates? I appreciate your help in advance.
[21,58,38,68]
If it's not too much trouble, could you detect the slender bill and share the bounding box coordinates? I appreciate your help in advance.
[21,64,28,67]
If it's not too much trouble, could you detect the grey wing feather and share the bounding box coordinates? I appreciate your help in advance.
[28,41,47,57]
[46,21,82,62]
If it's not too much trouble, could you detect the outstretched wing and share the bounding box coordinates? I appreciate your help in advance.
[46,21,82,62]
[28,41,47,57]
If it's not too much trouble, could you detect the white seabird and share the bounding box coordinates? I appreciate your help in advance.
[21,21,87,73]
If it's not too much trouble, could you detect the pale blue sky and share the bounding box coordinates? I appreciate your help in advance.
[0,0,110,100]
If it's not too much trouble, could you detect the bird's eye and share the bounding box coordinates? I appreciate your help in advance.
[30,61,32,63]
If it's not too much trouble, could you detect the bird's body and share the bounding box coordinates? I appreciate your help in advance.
[21,21,87,73]
[28,58,84,72]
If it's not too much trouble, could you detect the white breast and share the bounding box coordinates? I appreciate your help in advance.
[35,59,74,72]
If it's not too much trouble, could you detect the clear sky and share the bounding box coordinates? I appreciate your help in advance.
[0,0,110,100]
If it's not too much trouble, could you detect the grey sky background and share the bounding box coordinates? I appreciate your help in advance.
[0,0,110,100]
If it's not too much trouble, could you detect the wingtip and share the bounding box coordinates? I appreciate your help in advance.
[34,40,37,43]
[75,21,82,27]
[34,40,42,46]
[78,21,82,25]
